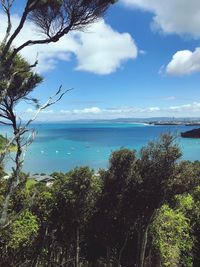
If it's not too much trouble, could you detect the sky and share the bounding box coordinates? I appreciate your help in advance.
[1,0,200,121]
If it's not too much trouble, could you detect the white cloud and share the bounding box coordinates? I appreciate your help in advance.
[20,101,200,121]
[169,104,192,111]
[72,21,137,74]
[21,102,200,121]
[0,14,137,74]
[122,1,200,76]
[25,108,54,114]
[166,48,200,76]
[71,107,102,115]
[122,0,200,38]
[148,107,160,112]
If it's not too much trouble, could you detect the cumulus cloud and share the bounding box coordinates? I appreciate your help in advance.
[0,14,137,74]
[73,21,137,74]
[166,48,200,76]
[122,0,200,38]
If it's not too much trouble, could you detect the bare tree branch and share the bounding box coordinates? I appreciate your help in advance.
[1,0,13,45]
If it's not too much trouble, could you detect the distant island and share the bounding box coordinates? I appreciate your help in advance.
[181,128,200,138]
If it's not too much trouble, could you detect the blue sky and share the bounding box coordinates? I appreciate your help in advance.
[1,0,200,121]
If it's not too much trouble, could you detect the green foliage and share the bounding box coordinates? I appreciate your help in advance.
[31,184,54,222]
[152,204,193,267]
[0,51,43,106]
[175,194,195,213]
[92,149,138,262]
[0,135,7,150]
[54,167,100,226]
[0,178,7,207]
[8,209,39,249]
[26,178,37,190]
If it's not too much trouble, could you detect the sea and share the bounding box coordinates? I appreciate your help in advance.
[1,122,200,174]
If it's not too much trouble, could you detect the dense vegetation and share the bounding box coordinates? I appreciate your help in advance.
[0,134,200,267]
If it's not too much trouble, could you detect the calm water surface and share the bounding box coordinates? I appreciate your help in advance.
[1,122,200,173]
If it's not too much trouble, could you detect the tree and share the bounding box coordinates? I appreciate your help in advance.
[99,135,199,267]
[150,183,200,267]
[0,211,38,266]
[0,0,116,229]
[177,185,200,266]
[53,167,101,267]
[91,149,137,267]
[0,54,43,228]
[29,167,101,266]
[0,51,42,169]
[151,204,193,267]
[29,182,55,266]
[133,134,200,267]
[85,135,198,267]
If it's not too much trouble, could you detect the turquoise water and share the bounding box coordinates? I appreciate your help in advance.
[1,122,200,173]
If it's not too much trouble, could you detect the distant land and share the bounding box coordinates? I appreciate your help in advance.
[31,117,200,125]
[181,128,200,138]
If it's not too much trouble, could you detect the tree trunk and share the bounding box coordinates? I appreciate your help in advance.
[136,224,141,267]
[31,226,48,267]
[0,112,22,228]
[136,224,149,267]
[75,226,80,267]
[117,233,129,267]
